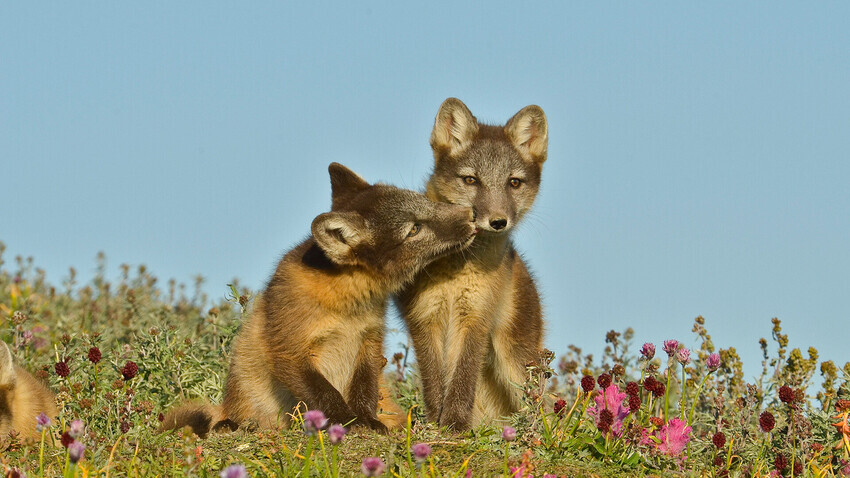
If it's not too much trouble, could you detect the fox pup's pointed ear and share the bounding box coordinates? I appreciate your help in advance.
[312,212,371,265]
[328,163,370,207]
[505,105,548,164]
[0,341,15,386]
[431,98,479,158]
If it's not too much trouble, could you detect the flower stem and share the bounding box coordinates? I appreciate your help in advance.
[663,365,672,422]
[687,373,712,426]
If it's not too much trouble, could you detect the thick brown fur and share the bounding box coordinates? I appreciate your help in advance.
[396,98,547,430]
[162,163,475,436]
[0,341,58,441]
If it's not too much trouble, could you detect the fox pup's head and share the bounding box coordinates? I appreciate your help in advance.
[426,98,548,235]
[311,163,476,286]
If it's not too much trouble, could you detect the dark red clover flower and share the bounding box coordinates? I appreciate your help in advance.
[553,399,567,416]
[597,409,614,433]
[712,431,726,449]
[643,376,657,392]
[55,360,70,378]
[88,347,102,364]
[774,453,788,471]
[779,385,794,404]
[759,411,775,432]
[60,431,74,448]
[652,381,666,398]
[626,381,640,397]
[597,373,612,389]
[628,394,641,411]
[581,375,595,393]
[121,361,138,380]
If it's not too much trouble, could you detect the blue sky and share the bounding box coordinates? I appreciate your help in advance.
[3,2,849,378]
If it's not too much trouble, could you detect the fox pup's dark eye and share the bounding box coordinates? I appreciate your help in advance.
[463,176,477,185]
[509,178,522,188]
[407,224,421,237]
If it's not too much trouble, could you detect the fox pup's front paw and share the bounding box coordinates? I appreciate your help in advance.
[359,415,389,434]
[438,411,471,432]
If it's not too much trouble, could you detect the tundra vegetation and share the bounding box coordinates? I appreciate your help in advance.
[1,242,848,477]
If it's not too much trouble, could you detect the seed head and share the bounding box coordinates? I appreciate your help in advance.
[55,360,70,378]
[580,375,595,393]
[612,364,625,377]
[68,441,85,464]
[121,361,138,380]
[759,411,775,432]
[120,421,130,434]
[640,343,656,360]
[302,410,328,434]
[712,431,726,449]
[88,347,102,364]
[327,424,346,445]
[361,457,386,477]
[220,464,247,478]
[662,339,679,357]
[502,426,517,442]
[597,373,612,389]
[412,442,432,462]
[778,385,794,404]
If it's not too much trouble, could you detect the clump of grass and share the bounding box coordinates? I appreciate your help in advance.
[2,242,850,476]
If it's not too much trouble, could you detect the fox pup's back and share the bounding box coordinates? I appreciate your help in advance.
[0,341,58,441]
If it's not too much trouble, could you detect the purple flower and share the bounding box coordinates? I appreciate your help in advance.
[587,384,631,436]
[675,347,691,365]
[36,412,51,431]
[302,410,328,434]
[21,330,33,345]
[361,457,386,476]
[68,441,85,464]
[220,464,248,478]
[412,442,432,462]
[327,424,346,445]
[68,419,85,439]
[706,353,721,372]
[662,339,679,357]
[639,343,656,360]
[501,426,517,442]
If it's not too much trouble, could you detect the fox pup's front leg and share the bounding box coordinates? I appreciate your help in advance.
[274,362,358,427]
[406,318,447,423]
[345,330,389,433]
[439,316,489,430]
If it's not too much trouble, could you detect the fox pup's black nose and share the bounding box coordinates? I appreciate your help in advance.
[489,218,508,230]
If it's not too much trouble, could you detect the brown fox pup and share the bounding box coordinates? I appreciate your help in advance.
[396,98,548,430]
[0,341,58,441]
[162,163,476,437]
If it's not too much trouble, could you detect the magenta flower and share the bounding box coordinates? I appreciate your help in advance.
[361,457,386,476]
[654,418,692,456]
[640,343,656,360]
[36,412,52,431]
[412,442,432,462]
[675,347,691,365]
[327,424,346,445]
[220,464,248,478]
[302,410,328,435]
[587,384,630,436]
[662,339,679,357]
[502,426,517,441]
[68,441,85,464]
[706,353,721,372]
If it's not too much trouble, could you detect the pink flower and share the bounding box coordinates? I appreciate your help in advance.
[675,347,690,365]
[662,339,679,357]
[639,343,656,360]
[654,418,692,456]
[587,384,630,436]
[706,353,721,372]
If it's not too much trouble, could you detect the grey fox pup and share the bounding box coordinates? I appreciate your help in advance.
[0,341,58,441]
[162,163,476,436]
[396,98,548,430]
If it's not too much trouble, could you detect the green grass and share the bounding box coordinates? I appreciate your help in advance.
[1,243,848,477]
